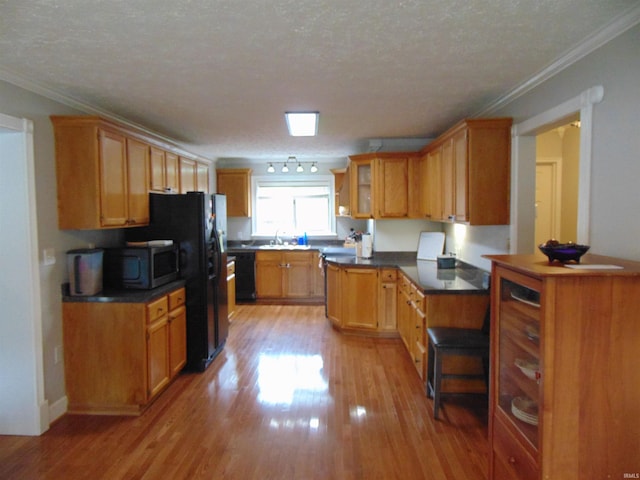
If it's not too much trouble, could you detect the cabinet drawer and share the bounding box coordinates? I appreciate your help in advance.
[168,288,186,311]
[492,417,538,480]
[380,268,397,281]
[411,286,425,310]
[147,296,169,322]
[227,261,235,276]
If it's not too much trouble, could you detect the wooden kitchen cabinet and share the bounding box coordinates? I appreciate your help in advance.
[255,250,320,300]
[425,148,442,221]
[227,260,236,320]
[326,262,342,326]
[349,155,374,218]
[348,152,416,219]
[196,161,210,193]
[62,286,186,415]
[419,117,512,225]
[216,168,252,217]
[378,268,397,332]
[150,147,180,193]
[179,156,197,193]
[52,117,148,229]
[125,138,151,226]
[341,267,378,330]
[397,271,488,385]
[486,254,640,480]
[331,167,350,216]
[397,273,427,378]
[167,288,187,377]
[52,116,208,229]
[326,264,399,336]
[179,157,209,193]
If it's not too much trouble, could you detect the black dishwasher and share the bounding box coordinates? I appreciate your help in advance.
[231,251,256,302]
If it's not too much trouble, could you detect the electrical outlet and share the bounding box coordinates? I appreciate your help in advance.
[54,345,63,364]
[43,247,56,266]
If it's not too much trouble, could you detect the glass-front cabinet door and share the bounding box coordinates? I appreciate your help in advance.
[349,157,374,218]
[496,274,541,449]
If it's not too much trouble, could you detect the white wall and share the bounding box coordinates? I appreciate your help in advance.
[492,24,640,262]
[0,81,124,420]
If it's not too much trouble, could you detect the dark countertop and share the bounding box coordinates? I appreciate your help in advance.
[325,252,489,295]
[62,279,187,303]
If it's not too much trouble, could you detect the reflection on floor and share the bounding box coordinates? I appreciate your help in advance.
[0,304,489,480]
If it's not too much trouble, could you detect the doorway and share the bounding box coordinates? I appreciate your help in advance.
[510,85,603,253]
[0,112,49,435]
[534,121,580,246]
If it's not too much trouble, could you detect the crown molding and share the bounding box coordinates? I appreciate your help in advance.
[0,66,186,150]
[476,3,640,117]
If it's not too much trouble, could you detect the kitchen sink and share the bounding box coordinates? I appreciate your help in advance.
[257,244,311,250]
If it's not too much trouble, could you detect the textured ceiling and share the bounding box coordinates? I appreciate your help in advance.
[0,0,637,162]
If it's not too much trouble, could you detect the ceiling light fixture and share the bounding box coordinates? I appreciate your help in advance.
[285,112,319,136]
[266,158,319,174]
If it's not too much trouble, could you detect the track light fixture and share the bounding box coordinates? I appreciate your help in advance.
[266,156,319,174]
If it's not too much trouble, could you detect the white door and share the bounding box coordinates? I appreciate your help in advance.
[0,112,48,435]
[534,160,561,247]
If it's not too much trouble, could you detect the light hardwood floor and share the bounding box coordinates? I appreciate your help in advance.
[0,305,489,479]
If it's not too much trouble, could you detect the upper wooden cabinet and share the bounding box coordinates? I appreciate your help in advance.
[52,116,210,230]
[331,167,350,216]
[349,155,374,218]
[420,118,512,225]
[216,168,252,217]
[196,162,210,193]
[179,157,197,193]
[125,138,151,226]
[53,118,148,229]
[348,152,417,219]
[150,148,180,193]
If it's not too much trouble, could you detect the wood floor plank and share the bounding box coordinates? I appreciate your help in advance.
[0,305,488,479]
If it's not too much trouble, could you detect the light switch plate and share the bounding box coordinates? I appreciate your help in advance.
[43,247,56,265]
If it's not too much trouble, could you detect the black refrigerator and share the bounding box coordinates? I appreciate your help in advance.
[126,192,228,371]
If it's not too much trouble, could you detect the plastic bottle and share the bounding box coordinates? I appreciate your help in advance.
[303,232,308,245]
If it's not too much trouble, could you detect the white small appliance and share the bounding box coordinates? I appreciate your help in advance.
[67,248,103,296]
[360,233,373,258]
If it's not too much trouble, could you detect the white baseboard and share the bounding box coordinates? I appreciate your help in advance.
[48,395,68,424]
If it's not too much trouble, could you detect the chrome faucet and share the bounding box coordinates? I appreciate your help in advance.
[275,229,283,245]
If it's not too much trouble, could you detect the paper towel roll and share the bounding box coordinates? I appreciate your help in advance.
[360,233,373,258]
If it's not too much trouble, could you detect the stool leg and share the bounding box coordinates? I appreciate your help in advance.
[433,349,443,419]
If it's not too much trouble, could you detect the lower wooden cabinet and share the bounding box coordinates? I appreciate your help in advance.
[326,264,398,336]
[227,260,236,320]
[397,271,489,385]
[62,286,186,415]
[342,267,378,330]
[255,250,323,300]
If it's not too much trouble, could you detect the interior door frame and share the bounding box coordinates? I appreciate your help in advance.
[510,85,603,253]
[0,112,49,435]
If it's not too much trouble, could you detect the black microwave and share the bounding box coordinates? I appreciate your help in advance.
[104,245,179,289]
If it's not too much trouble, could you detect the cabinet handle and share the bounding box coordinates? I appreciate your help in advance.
[508,456,517,465]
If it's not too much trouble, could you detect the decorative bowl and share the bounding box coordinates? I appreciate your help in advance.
[538,243,590,263]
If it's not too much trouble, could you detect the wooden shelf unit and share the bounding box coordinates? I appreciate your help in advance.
[486,254,640,480]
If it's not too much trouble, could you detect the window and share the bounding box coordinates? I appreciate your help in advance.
[252,177,335,237]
